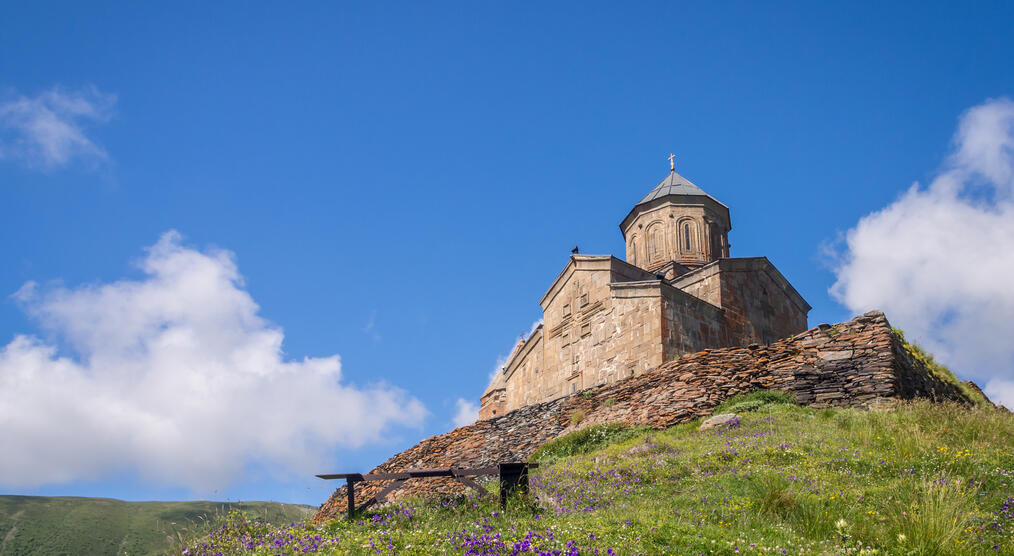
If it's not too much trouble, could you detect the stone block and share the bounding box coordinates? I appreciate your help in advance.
[699,413,739,430]
[820,350,854,361]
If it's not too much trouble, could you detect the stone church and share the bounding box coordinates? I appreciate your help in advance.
[478,164,811,420]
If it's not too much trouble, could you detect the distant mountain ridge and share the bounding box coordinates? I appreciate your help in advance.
[0,495,314,556]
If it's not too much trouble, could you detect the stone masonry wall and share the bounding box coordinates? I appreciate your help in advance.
[492,258,671,420]
[660,282,726,359]
[717,259,810,346]
[622,196,730,269]
[314,310,977,523]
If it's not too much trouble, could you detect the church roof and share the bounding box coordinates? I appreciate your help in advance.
[482,367,506,396]
[636,171,728,208]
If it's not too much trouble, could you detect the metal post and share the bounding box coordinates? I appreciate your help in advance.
[346,477,357,521]
[498,462,530,508]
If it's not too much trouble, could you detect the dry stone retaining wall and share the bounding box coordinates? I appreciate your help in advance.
[313,310,976,523]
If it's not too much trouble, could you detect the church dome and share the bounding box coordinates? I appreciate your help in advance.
[619,167,732,272]
[635,170,728,209]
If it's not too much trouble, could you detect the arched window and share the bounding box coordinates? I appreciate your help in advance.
[683,223,692,250]
[646,223,664,261]
[629,235,638,265]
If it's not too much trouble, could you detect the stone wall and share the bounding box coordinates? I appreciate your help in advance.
[673,258,810,346]
[542,260,662,396]
[658,281,725,361]
[317,311,979,523]
[486,256,672,420]
[483,255,811,420]
[717,258,810,346]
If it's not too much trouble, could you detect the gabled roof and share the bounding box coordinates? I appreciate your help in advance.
[636,171,727,208]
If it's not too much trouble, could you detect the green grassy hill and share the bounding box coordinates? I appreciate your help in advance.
[0,496,314,556]
[181,395,1013,555]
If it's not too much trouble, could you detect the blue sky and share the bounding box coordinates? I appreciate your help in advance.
[2,2,1013,506]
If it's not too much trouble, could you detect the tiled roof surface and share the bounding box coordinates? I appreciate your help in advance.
[636,171,727,208]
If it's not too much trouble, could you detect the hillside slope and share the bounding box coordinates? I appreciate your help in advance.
[184,398,1014,555]
[315,311,984,523]
[0,497,313,556]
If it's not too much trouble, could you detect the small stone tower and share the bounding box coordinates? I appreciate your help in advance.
[619,169,731,275]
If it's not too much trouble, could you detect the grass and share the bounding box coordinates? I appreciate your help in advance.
[530,422,650,464]
[0,496,314,555]
[713,390,796,414]
[568,408,587,427]
[892,327,989,405]
[179,396,1014,555]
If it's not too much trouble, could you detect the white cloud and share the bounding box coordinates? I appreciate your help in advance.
[362,309,380,342]
[526,318,544,338]
[452,398,479,428]
[0,231,426,491]
[489,318,543,382]
[491,353,510,381]
[0,86,115,170]
[830,98,1014,407]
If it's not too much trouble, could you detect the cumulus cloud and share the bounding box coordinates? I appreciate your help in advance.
[489,318,544,382]
[452,398,479,428]
[0,86,115,169]
[0,231,426,491]
[526,318,545,339]
[830,98,1014,406]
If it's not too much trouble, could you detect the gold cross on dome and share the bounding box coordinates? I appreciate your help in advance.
[667,153,676,171]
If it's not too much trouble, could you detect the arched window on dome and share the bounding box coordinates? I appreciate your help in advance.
[675,218,697,256]
[629,235,639,265]
[647,223,664,261]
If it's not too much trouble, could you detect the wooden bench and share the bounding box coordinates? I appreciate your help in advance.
[317,462,537,519]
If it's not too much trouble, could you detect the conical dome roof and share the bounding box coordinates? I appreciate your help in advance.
[619,170,731,234]
[636,171,727,208]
